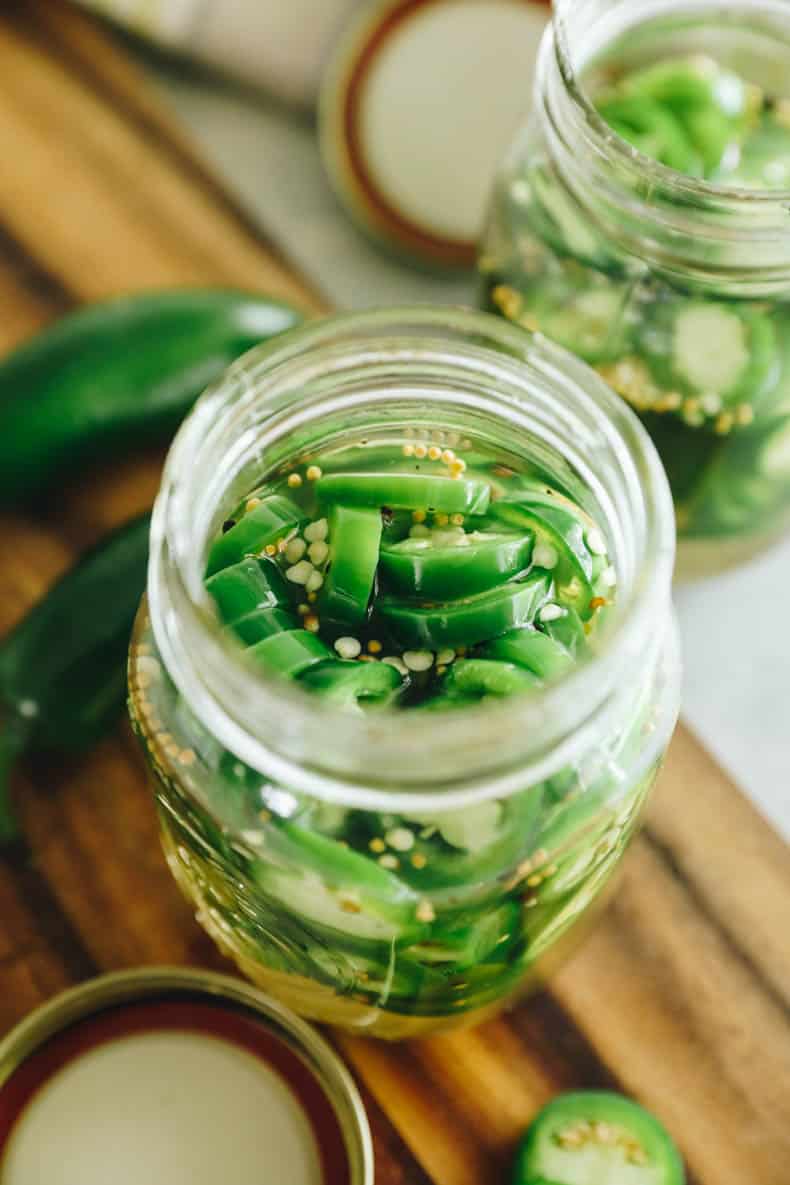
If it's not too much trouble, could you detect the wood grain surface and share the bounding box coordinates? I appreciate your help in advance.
[0,4,788,1183]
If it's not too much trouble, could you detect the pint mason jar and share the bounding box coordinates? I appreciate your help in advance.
[128,308,679,1039]
[480,0,790,578]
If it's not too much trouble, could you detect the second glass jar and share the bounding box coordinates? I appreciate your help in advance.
[481,0,790,578]
[129,309,678,1039]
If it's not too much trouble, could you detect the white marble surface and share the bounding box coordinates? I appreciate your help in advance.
[142,60,790,838]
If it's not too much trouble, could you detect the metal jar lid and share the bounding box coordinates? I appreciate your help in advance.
[0,967,373,1185]
[320,0,550,270]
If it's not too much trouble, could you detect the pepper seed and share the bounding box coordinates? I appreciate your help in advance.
[284,537,307,563]
[285,560,313,585]
[304,518,328,543]
[335,636,362,659]
[533,543,559,570]
[539,603,564,623]
[403,650,435,672]
[386,827,415,852]
[308,540,329,565]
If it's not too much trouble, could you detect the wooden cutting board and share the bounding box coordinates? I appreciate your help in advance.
[0,4,788,1183]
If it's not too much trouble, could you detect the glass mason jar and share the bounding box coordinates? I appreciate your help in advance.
[128,308,679,1039]
[480,0,790,579]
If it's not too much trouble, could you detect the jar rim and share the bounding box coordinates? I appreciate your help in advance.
[148,307,676,811]
[550,0,790,207]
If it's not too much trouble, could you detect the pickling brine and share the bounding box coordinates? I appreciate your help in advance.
[130,309,679,1037]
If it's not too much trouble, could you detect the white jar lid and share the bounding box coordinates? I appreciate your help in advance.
[320,0,550,269]
[0,969,373,1185]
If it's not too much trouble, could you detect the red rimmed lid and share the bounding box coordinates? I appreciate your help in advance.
[0,971,372,1185]
[320,0,550,269]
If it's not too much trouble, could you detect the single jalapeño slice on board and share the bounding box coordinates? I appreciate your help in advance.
[512,1091,685,1185]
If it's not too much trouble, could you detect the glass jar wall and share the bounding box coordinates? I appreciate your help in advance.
[480,0,790,578]
[129,309,678,1039]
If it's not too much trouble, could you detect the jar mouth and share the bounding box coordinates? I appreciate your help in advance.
[149,308,675,811]
[551,0,790,205]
